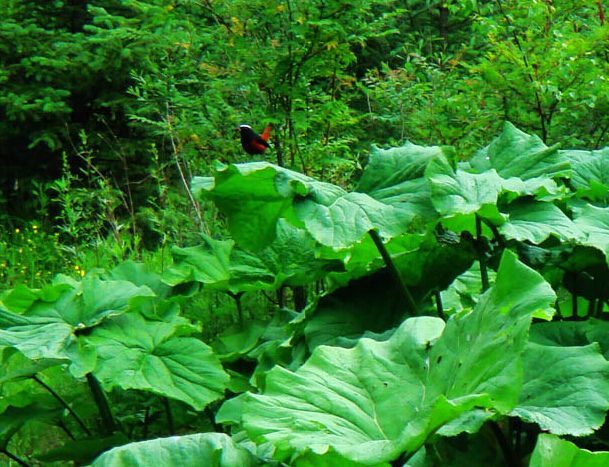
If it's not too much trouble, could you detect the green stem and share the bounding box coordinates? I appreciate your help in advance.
[588,299,596,319]
[555,300,563,320]
[572,292,579,320]
[368,229,417,315]
[163,397,175,434]
[204,405,223,433]
[33,375,91,436]
[86,373,117,435]
[434,291,445,320]
[1,449,33,467]
[143,406,150,439]
[489,420,518,467]
[476,215,490,292]
[228,292,245,327]
[56,419,76,440]
[292,285,307,312]
[597,299,605,318]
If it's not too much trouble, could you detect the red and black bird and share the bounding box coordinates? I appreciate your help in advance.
[239,123,272,155]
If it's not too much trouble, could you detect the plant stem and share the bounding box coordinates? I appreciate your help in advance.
[57,419,76,440]
[163,397,175,434]
[597,299,605,317]
[228,292,245,327]
[204,405,223,433]
[588,299,596,319]
[476,215,490,292]
[1,449,33,467]
[572,292,579,320]
[489,420,518,467]
[555,300,563,320]
[33,375,91,436]
[292,285,307,312]
[368,229,417,315]
[143,406,150,439]
[434,291,445,320]
[86,373,117,435]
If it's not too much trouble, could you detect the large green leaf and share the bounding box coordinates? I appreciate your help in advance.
[104,261,171,298]
[356,142,454,194]
[194,162,413,251]
[306,230,475,349]
[364,177,438,224]
[426,157,505,219]
[163,236,272,292]
[471,121,569,179]
[562,147,609,201]
[0,282,71,314]
[573,204,609,265]
[426,251,555,411]
[230,251,554,464]
[303,270,403,350]
[292,191,412,250]
[511,342,609,435]
[88,433,261,467]
[0,277,154,377]
[163,221,343,293]
[499,199,581,243]
[529,319,609,360]
[440,261,497,314]
[426,157,563,230]
[529,434,609,467]
[192,162,334,250]
[87,313,229,411]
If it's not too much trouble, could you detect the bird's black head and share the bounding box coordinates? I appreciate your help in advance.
[239,124,253,138]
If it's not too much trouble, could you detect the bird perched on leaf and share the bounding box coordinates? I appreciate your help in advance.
[239,123,272,155]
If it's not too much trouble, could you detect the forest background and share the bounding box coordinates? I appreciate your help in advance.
[1,0,609,466]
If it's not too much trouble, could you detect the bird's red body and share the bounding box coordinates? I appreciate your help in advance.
[240,123,272,155]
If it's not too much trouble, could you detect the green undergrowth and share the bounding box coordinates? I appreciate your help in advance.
[2,123,609,466]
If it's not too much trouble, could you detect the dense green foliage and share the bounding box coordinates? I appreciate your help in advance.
[3,0,609,466]
[2,123,609,466]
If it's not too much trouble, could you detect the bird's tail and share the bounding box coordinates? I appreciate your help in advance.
[260,123,273,142]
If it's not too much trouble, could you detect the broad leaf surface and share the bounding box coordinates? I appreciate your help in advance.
[192,163,308,251]
[440,262,496,314]
[573,204,609,265]
[364,177,438,224]
[562,148,609,201]
[104,261,171,298]
[0,278,154,377]
[529,318,609,361]
[88,433,261,467]
[194,161,413,251]
[426,157,505,218]
[511,342,609,435]
[529,434,609,467]
[499,199,580,243]
[356,142,454,194]
[164,222,343,293]
[471,121,569,179]
[234,251,555,464]
[303,270,404,350]
[87,312,229,411]
[0,282,71,314]
[306,231,475,349]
